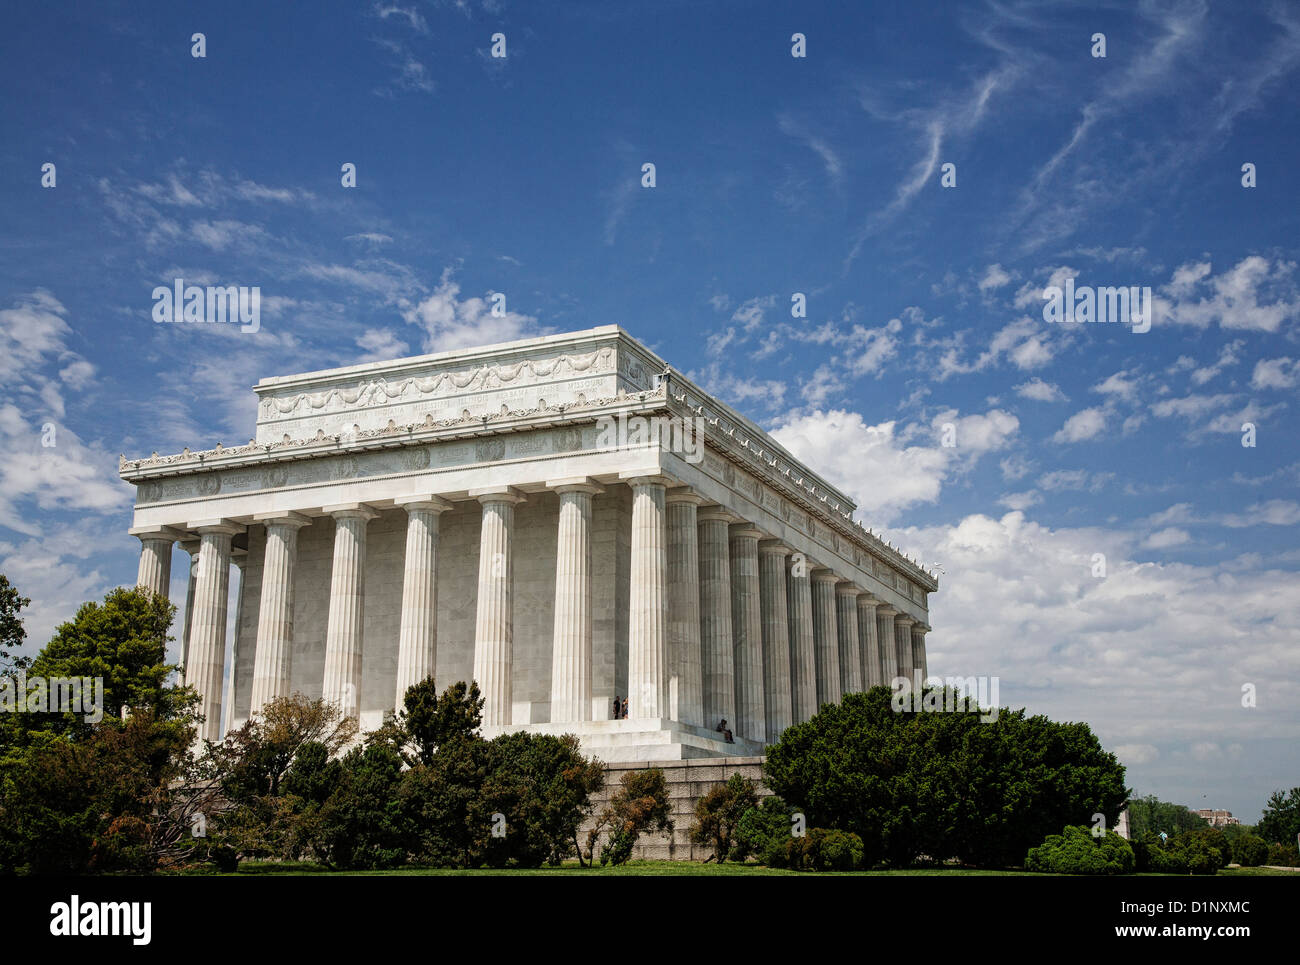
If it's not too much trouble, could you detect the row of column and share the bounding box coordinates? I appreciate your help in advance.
[133,478,929,745]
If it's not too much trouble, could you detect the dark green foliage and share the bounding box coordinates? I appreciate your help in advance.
[590,768,673,866]
[1124,794,1206,838]
[1168,827,1229,875]
[397,678,483,765]
[1256,787,1300,846]
[0,574,31,674]
[1229,832,1268,867]
[731,795,797,864]
[763,686,1127,868]
[766,827,864,871]
[1266,842,1300,867]
[689,772,758,863]
[1025,826,1135,875]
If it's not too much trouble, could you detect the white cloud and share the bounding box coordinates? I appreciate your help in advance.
[1052,406,1107,444]
[1252,357,1300,390]
[1158,256,1300,332]
[1014,377,1066,402]
[979,264,1012,292]
[402,268,542,352]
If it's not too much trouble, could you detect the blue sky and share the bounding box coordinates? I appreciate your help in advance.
[2,0,1298,819]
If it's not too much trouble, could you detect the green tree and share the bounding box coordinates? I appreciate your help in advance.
[732,794,798,864]
[0,574,31,673]
[763,685,1127,868]
[689,772,759,863]
[587,768,673,866]
[396,677,483,765]
[1256,787,1300,846]
[1125,794,1204,838]
[1025,825,1135,875]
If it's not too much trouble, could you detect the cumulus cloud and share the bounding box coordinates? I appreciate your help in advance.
[1052,406,1107,444]
[1158,256,1300,332]
[1015,377,1066,402]
[402,268,543,352]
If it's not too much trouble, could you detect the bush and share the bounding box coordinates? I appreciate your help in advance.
[1025,826,1134,875]
[731,796,796,864]
[689,773,758,863]
[1266,843,1300,867]
[1230,833,1269,867]
[1168,828,1229,875]
[767,827,863,871]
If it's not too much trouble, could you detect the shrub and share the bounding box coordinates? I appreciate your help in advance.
[1266,843,1300,867]
[1025,825,1134,875]
[1168,828,1229,875]
[767,827,863,871]
[731,795,796,864]
[689,773,758,863]
[1230,833,1268,867]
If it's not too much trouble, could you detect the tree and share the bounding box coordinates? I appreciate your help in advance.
[1025,825,1135,875]
[689,773,759,863]
[1125,794,1205,838]
[1256,787,1300,846]
[0,575,31,673]
[763,685,1128,868]
[732,795,798,864]
[29,587,179,728]
[586,768,673,866]
[396,677,483,765]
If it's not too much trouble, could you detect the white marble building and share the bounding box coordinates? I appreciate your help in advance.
[122,326,937,761]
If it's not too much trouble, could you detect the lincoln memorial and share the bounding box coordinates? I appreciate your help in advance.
[120,326,936,761]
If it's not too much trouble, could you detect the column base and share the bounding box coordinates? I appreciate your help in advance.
[479,718,767,762]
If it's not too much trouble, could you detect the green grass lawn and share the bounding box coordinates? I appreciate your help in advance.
[183,859,1296,876]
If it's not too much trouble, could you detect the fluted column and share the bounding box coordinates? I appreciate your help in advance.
[179,539,199,671]
[132,526,180,599]
[223,553,247,736]
[835,583,862,695]
[186,520,241,742]
[665,490,705,728]
[857,594,882,689]
[810,569,841,707]
[698,506,737,731]
[472,487,524,727]
[895,614,916,686]
[912,623,930,682]
[758,541,793,742]
[548,479,601,723]
[322,504,378,721]
[626,476,669,719]
[249,512,311,716]
[393,496,452,709]
[786,556,817,723]
[876,605,900,684]
[729,524,765,744]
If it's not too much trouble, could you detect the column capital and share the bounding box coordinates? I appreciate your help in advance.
[469,485,525,505]
[895,613,916,627]
[187,519,245,536]
[394,494,454,513]
[323,502,380,521]
[619,472,675,488]
[546,476,604,496]
[757,539,793,557]
[728,522,765,540]
[665,487,707,506]
[835,581,864,597]
[912,623,930,634]
[130,524,186,543]
[810,568,840,584]
[253,511,313,529]
[857,592,882,606]
[876,603,900,617]
[697,504,741,524]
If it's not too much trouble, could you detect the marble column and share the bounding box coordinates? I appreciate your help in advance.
[729,524,766,744]
[626,476,669,719]
[393,496,453,709]
[249,512,311,716]
[186,520,241,742]
[471,487,524,727]
[697,506,737,731]
[876,605,900,685]
[179,539,199,672]
[758,541,793,743]
[223,552,247,737]
[912,623,930,682]
[810,569,841,707]
[895,614,916,685]
[786,555,817,723]
[548,479,601,723]
[857,594,882,689]
[322,504,378,721]
[132,526,180,599]
[835,583,862,695]
[665,490,705,728]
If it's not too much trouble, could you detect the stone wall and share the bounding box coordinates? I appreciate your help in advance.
[580,756,770,862]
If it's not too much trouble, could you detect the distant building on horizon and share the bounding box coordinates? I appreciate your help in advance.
[1194,808,1240,827]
